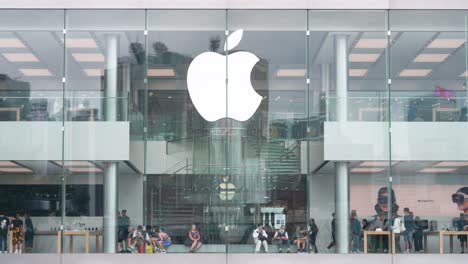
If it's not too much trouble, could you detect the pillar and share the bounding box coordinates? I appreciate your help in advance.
[334,34,350,254]
[103,34,119,253]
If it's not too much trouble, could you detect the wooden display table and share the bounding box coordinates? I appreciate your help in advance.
[56,230,103,253]
[439,231,468,254]
[363,230,391,253]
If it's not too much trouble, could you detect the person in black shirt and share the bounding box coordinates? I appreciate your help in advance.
[11,213,24,254]
[0,212,10,253]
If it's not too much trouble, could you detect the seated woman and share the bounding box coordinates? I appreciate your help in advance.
[188,224,203,253]
[293,226,308,253]
[153,226,172,253]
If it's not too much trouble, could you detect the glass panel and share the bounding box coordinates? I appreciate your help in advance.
[0,10,64,256]
[226,10,307,253]
[308,10,390,254]
[64,10,145,254]
[389,10,468,254]
[146,10,227,253]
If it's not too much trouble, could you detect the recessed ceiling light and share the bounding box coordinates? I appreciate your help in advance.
[0,161,18,167]
[72,53,105,62]
[147,69,176,77]
[83,68,104,77]
[276,69,307,77]
[419,168,457,173]
[413,54,449,63]
[52,161,94,167]
[399,69,432,77]
[359,161,399,167]
[68,167,102,173]
[349,53,380,62]
[0,167,33,173]
[0,38,25,48]
[355,39,387,49]
[433,161,468,167]
[461,71,468,77]
[427,39,465,49]
[349,69,368,77]
[19,68,52,76]
[3,53,39,62]
[66,38,98,48]
[351,167,386,173]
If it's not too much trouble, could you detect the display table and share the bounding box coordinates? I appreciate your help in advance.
[56,230,103,253]
[439,231,468,254]
[363,230,391,253]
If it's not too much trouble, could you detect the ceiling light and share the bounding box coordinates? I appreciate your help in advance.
[359,161,399,167]
[355,39,387,49]
[461,71,468,77]
[413,54,449,63]
[0,38,25,48]
[419,168,457,173]
[433,161,468,167]
[66,38,98,48]
[0,167,33,173]
[349,69,368,77]
[68,167,102,173]
[276,69,307,77]
[3,53,39,62]
[19,68,52,76]
[399,69,432,77]
[52,161,94,167]
[349,53,380,62]
[427,39,465,49]
[351,167,386,173]
[0,161,18,167]
[147,69,176,77]
[72,53,105,62]
[83,68,104,77]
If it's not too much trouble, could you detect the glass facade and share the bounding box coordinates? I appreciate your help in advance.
[0,9,467,258]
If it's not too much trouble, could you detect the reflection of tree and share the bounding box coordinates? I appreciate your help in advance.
[153,41,168,57]
[209,36,221,52]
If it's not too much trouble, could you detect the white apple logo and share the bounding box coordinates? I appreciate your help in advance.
[187,29,262,122]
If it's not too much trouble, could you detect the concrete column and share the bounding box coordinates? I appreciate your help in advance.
[103,34,119,253]
[334,34,350,254]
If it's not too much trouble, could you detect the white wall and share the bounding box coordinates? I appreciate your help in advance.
[0,122,129,161]
[325,122,468,161]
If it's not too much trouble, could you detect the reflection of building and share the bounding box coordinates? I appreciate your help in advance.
[0,74,30,121]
